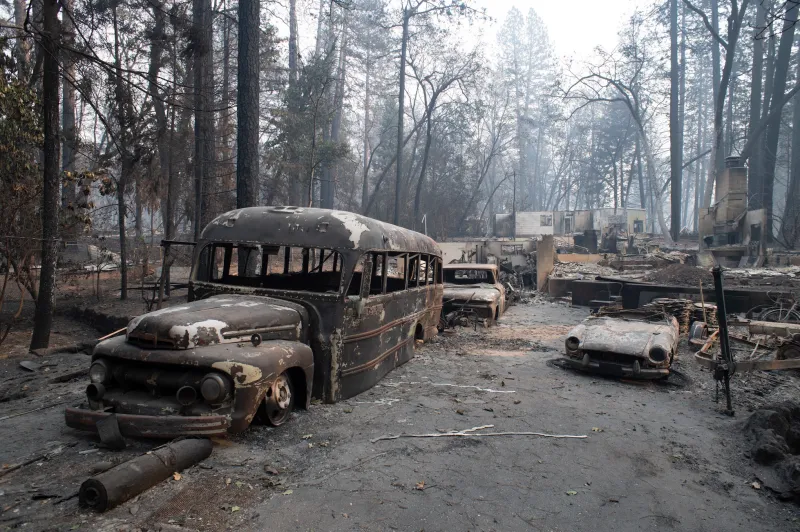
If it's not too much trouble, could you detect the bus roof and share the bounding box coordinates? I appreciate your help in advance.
[200,207,441,256]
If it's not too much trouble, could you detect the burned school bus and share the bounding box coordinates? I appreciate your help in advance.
[66,207,443,438]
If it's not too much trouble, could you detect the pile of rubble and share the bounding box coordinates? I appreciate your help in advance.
[498,261,526,303]
[692,302,718,328]
[723,266,800,289]
[550,261,619,279]
[746,401,800,501]
[644,264,713,287]
[641,298,694,334]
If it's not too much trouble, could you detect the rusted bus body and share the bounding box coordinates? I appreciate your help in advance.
[441,264,506,324]
[66,207,443,438]
[562,311,680,379]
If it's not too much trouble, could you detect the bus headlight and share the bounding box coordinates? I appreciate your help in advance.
[200,373,232,404]
[89,359,112,384]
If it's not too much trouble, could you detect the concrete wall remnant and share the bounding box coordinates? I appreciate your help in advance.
[494,208,645,239]
[591,208,647,235]
[514,212,555,237]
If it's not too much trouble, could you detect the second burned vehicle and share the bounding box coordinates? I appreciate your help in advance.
[562,310,680,379]
[441,263,506,327]
[66,207,443,438]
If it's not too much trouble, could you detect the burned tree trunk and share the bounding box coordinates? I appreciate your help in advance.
[61,0,76,212]
[394,10,409,225]
[288,0,301,205]
[30,0,61,350]
[669,0,682,240]
[111,4,132,300]
[326,19,348,210]
[760,2,797,241]
[237,0,259,209]
[361,50,371,210]
[192,0,214,239]
[201,0,215,225]
[784,63,800,248]
[148,0,170,237]
[413,94,436,228]
[747,1,766,207]
[13,0,30,78]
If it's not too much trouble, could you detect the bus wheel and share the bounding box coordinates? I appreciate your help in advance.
[263,372,294,426]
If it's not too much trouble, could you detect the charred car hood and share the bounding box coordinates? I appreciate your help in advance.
[569,316,678,358]
[126,295,305,349]
[443,284,500,303]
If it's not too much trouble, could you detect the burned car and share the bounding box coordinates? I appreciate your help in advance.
[441,264,506,326]
[561,310,680,379]
[66,207,443,438]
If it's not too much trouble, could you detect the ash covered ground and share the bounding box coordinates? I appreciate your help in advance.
[1,299,800,531]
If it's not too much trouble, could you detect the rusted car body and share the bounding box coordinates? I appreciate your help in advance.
[66,207,443,438]
[562,311,680,379]
[442,264,506,324]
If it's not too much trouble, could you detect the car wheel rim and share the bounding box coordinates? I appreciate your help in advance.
[266,374,293,426]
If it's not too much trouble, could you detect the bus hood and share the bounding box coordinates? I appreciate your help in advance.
[125,295,305,349]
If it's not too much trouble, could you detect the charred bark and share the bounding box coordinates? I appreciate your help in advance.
[394,10,410,225]
[287,0,301,205]
[60,0,76,213]
[747,1,766,206]
[669,0,682,240]
[361,50,371,210]
[761,1,797,240]
[30,0,60,350]
[237,0,260,209]
[326,18,348,210]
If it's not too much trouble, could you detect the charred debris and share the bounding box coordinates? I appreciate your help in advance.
[3,201,800,514]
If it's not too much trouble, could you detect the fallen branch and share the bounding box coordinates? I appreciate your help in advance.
[27,328,122,358]
[299,451,391,487]
[0,442,77,479]
[30,340,97,357]
[49,368,88,383]
[431,383,515,394]
[382,381,515,393]
[0,400,70,422]
[370,424,588,443]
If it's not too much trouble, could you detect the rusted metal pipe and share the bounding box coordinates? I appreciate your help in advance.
[79,438,213,512]
[749,320,800,337]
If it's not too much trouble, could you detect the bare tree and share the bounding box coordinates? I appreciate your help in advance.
[683,0,750,207]
[408,46,479,227]
[565,49,672,242]
[392,0,481,226]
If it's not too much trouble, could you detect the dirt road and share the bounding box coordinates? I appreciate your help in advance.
[1,301,799,531]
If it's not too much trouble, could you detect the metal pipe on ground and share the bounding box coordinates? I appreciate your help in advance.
[79,438,213,512]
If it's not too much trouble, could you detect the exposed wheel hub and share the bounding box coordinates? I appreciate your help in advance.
[275,377,291,410]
